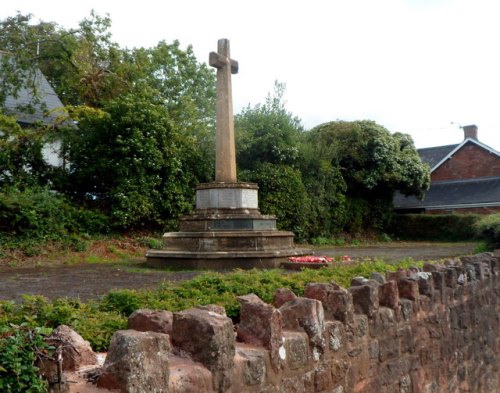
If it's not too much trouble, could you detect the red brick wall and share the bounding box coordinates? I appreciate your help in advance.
[432,143,500,181]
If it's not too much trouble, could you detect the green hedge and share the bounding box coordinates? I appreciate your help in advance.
[474,213,500,247]
[389,214,480,241]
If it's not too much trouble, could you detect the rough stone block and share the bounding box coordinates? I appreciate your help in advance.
[379,336,400,362]
[444,268,457,288]
[97,330,170,393]
[326,288,355,324]
[304,282,340,303]
[128,309,173,335]
[431,271,445,303]
[237,293,283,371]
[282,331,310,370]
[423,263,436,272]
[168,356,214,393]
[370,307,396,337]
[273,287,297,308]
[325,320,345,352]
[454,266,468,286]
[235,346,267,386]
[349,285,379,318]
[371,271,386,284]
[414,272,435,298]
[46,325,97,372]
[400,299,413,321]
[379,280,400,309]
[386,268,407,282]
[171,307,235,392]
[279,297,325,357]
[397,278,419,301]
[315,364,334,392]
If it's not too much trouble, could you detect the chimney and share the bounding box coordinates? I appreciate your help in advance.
[463,124,478,140]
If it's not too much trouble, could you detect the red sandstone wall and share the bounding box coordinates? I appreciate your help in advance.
[432,144,500,181]
[97,253,500,393]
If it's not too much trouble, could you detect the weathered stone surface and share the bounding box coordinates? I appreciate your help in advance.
[235,345,267,386]
[171,307,235,392]
[351,276,371,286]
[326,288,355,324]
[386,268,407,281]
[279,297,325,357]
[273,287,297,308]
[237,293,283,370]
[282,331,310,370]
[197,304,227,316]
[326,320,345,352]
[444,267,458,288]
[128,309,173,335]
[304,282,340,302]
[397,278,419,301]
[48,324,97,371]
[169,356,214,393]
[379,280,400,309]
[348,285,379,318]
[370,272,386,284]
[414,272,435,298]
[97,330,170,393]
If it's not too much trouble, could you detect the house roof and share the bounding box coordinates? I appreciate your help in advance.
[418,144,459,168]
[1,53,65,126]
[394,176,500,210]
[418,138,500,172]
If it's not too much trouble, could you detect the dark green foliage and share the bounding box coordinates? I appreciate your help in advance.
[474,213,500,247]
[0,113,53,188]
[0,186,109,249]
[390,214,480,241]
[0,324,50,393]
[306,121,430,199]
[61,89,210,229]
[235,81,302,171]
[240,163,310,241]
[300,121,431,236]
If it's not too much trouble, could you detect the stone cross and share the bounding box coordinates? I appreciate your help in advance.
[210,38,238,183]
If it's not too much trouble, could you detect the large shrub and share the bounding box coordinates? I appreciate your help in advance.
[0,186,109,243]
[474,213,500,247]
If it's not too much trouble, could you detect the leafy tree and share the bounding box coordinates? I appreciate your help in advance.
[1,11,216,232]
[235,81,302,170]
[62,88,210,229]
[0,11,125,109]
[303,120,430,232]
[307,120,430,199]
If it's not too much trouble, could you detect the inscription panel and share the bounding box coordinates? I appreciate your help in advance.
[196,188,259,209]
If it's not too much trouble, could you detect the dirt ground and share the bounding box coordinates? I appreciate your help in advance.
[0,242,477,302]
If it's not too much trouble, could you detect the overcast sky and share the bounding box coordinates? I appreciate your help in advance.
[3,0,500,150]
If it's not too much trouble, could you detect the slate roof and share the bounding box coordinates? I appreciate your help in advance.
[418,144,459,168]
[1,53,65,126]
[394,176,500,210]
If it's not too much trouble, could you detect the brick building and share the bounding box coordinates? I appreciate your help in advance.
[394,125,500,214]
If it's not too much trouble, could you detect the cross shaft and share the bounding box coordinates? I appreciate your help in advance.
[209,38,238,183]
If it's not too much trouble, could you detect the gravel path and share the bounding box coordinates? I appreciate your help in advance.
[0,242,477,302]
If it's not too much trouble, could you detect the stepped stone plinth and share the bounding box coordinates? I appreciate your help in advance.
[146,182,308,269]
[145,39,309,269]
